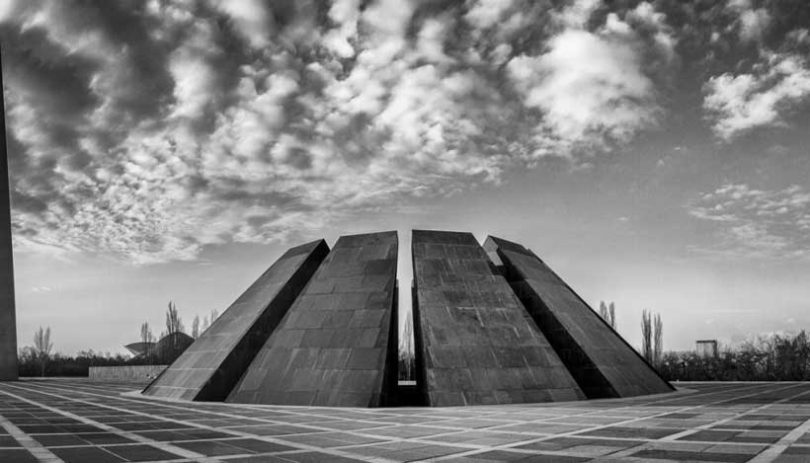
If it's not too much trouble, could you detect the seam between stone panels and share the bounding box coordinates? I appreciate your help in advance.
[0,385,217,462]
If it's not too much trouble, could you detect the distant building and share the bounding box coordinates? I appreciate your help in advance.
[124,332,192,363]
[696,340,718,358]
[124,342,155,357]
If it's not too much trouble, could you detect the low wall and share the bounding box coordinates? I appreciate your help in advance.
[88,365,167,384]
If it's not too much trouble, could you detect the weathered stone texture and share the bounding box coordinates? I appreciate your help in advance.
[411,230,584,406]
[485,236,673,398]
[227,231,398,407]
[143,240,329,400]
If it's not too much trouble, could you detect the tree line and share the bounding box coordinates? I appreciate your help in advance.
[659,331,810,381]
[19,299,810,383]
[18,301,220,377]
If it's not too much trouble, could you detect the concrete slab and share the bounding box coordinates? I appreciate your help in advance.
[228,232,398,407]
[411,230,584,406]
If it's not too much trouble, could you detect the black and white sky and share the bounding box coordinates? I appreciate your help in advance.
[2,0,810,354]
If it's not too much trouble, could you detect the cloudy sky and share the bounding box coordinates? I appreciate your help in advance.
[2,0,810,355]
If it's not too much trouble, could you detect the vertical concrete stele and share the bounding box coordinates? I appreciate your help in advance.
[411,230,584,406]
[0,51,18,381]
[227,231,399,407]
[143,240,329,400]
[485,236,674,398]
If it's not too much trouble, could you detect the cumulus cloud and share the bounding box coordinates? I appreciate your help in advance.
[689,183,810,259]
[506,0,675,155]
[726,0,771,43]
[465,0,515,30]
[704,53,810,140]
[0,0,681,264]
[211,0,273,49]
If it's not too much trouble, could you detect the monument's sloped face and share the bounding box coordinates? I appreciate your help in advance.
[227,231,398,407]
[142,239,329,401]
[411,230,585,406]
[485,236,673,398]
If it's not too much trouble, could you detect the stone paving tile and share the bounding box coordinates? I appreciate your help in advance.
[102,444,184,461]
[50,445,128,463]
[579,425,684,439]
[0,448,40,462]
[773,456,810,463]
[280,431,384,448]
[0,434,20,446]
[491,422,584,434]
[516,436,645,452]
[424,430,532,446]
[445,450,590,462]
[279,451,368,462]
[364,424,461,438]
[630,448,753,462]
[705,443,768,454]
[172,438,253,456]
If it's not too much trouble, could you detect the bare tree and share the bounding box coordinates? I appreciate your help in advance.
[399,310,415,380]
[599,301,609,322]
[599,301,616,329]
[191,315,200,339]
[210,309,219,326]
[608,302,616,329]
[653,313,663,367]
[33,326,53,377]
[140,322,154,359]
[641,309,652,363]
[165,301,184,335]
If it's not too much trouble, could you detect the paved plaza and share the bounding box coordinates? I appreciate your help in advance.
[1,380,810,462]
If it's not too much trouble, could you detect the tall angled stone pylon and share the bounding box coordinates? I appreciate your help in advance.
[484,236,674,398]
[143,240,329,400]
[228,231,399,407]
[411,230,585,406]
[0,50,18,381]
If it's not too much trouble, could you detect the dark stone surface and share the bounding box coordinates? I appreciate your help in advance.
[411,230,584,406]
[227,231,398,407]
[102,444,182,461]
[630,449,752,462]
[143,239,329,400]
[0,449,38,463]
[0,53,18,381]
[484,235,674,398]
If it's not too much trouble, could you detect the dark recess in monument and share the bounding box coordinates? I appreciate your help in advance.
[227,231,399,407]
[143,239,329,401]
[485,236,674,398]
[411,230,585,406]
